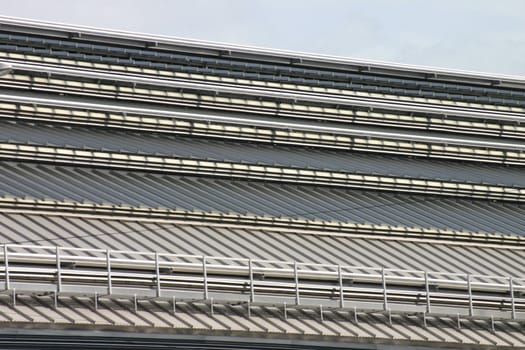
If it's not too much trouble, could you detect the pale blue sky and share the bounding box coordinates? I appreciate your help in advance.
[1,0,524,76]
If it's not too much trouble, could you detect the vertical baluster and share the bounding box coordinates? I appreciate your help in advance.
[382,267,388,311]
[3,245,9,291]
[338,264,344,308]
[106,249,112,295]
[249,258,255,303]
[294,261,300,305]
[203,256,208,300]
[467,273,473,316]
[425,271,431,314]
[155,252,161,298]
[56,246,61,293]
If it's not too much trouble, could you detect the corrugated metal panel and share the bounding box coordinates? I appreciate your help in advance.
[1,121,525,187]
[0,294,521,347]
[0,213,523,277]
[1,17,524,349]
[0,161,523,236]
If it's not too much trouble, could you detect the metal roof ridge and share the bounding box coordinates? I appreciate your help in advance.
[0,15,524,85]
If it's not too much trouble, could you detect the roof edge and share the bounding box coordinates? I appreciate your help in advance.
[0,16,524,87]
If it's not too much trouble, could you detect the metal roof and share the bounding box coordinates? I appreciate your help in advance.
[1,16,524,88]
[0,213,522,277]
[0,17,524,348]
[0,294,522,348]
[2,121,525,187]
[0,162,524,236]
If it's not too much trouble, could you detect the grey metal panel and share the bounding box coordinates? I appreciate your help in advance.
[0,213,523,278]
[2,17,524,349]
[6,62,525,142]
[3,41,525,113]
[1,15,524,89]
[0,162,524,235]
[2,121,525,187]
[0,294,520,347]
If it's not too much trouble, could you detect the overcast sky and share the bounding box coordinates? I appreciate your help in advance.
[1,0,524,76]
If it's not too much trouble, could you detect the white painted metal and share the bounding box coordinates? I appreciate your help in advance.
[0,243,523,321]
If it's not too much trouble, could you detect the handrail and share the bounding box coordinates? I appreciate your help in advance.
[1,243,523,321]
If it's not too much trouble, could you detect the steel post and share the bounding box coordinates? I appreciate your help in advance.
[3,245,9,291]
[106,249,112,295]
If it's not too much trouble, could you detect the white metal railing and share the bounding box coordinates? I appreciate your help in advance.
[1,243,523,320]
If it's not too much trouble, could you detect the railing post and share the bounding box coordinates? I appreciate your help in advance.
[3,244,523,324]
[338,264,344,308]
[3,245,9,291]
[249,258,255,303]
[155,252,161,298]
[106,249,112,295]
[381,267,388,311]
[425,271,431,313]
[202,256,208,300]
[467,273,473,316]
[56,246,62,293]
[294,261,300,305]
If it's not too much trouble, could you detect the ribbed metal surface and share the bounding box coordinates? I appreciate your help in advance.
[0,294,522,348]
[4,59,525,126]
[3,66,525,149]
[0,330,450,350]
[0,16,524,349]
[1,28,524,103]
[1,15,524,89]
[0,162,523,236]
[0,213,523,277]
[5,243,522,321]
[1,121,525,187]
[2,91,525,167]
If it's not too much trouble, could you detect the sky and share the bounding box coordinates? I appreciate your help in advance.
[1,0,524,76]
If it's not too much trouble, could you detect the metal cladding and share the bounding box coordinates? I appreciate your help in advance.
[0,16,523,349]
